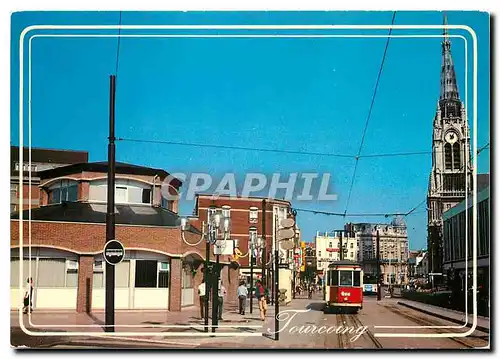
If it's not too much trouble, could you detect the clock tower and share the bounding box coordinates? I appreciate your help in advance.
[427,16,473,274]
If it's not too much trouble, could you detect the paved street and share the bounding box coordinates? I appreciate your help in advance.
[11,293,489,349]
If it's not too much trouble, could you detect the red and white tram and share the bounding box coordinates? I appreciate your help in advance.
[323,260,363,313]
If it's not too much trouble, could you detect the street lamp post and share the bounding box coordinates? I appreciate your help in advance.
[180,210,230,333]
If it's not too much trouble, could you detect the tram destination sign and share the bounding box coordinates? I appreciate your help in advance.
[104,239,125,265]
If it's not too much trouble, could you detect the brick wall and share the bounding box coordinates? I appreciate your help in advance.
[169,258,182,311]
[76,255,93,313]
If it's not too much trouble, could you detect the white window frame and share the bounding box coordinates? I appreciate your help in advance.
[157,261,169,288]
[249,207,258,223]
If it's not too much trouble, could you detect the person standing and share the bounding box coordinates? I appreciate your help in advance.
[237,281,248,315]
[218,281,227,320]
[255,280,267,321]
[23,277,34,314]
[198,279,207,319]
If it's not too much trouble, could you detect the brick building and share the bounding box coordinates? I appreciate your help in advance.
[10,161,239,312]
[189,194,297,299]
[10,146,88,212]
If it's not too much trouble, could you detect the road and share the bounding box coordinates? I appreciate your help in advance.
[11,295,489,349]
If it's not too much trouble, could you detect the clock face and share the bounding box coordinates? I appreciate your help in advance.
[445,132,458,144]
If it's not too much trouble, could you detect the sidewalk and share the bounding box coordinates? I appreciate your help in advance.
[397,299,490,333]
[12,297,322,348]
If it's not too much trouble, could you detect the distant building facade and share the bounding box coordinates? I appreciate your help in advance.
[353,218,409,285]
[10,146,88,212]
[314,231,358,274]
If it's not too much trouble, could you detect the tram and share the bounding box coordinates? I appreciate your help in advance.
[323,260,363,313]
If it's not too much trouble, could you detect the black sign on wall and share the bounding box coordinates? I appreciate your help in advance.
[104,240,125,265]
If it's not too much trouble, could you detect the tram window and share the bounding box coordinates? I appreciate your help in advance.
[353,271,361,286]
[339,271,353,286]
[329,270,338,286]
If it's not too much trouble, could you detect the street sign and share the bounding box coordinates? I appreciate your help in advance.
[103,240,125,265]
[214,239,234,255]
[280,218,295,228]
[278,228,295,240]
[280,239,294,250]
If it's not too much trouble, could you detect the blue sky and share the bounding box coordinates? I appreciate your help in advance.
[10,11,490,250]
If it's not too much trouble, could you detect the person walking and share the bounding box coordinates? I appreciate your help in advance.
[23,277,34,314]
[218,281,227,320]
[255,280,267,321]
[198,279,207,319]
[237,281,248,315]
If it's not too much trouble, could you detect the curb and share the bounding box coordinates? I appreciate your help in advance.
[397,301,489,333]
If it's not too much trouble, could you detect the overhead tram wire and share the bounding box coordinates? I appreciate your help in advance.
[116,137,357,159]
[343,11,397,216]
[116,137,450,159]
[404,142,490,217]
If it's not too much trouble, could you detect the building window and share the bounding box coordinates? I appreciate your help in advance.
[48,180,78,204]
[329,242,332,248]
[350,252,354,258]
[249,207,258,223]
[142,189,151,204]
[93,260,104,288]
[158,262,169,288]
[10,184,17,201]
[135,260,158,288]
[115,186,127,203]
[318,251,321,257]
[350,243,354,249]
[161,196,173,210]
[329,252,332,258]
[182,266,193,289]
[66,260,78,287]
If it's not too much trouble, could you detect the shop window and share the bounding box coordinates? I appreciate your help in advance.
[38,258,66,287]
[182,266,193,289]
[135,260,158,288]
[93,260,104,288]
[115,186,127,203]
[158,262,169,288]
[142,189,151,204]
[66,260,78,287]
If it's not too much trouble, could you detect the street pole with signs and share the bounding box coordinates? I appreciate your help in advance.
[376,228,381,301]
[276,216,296,341]
[105,75,116,333]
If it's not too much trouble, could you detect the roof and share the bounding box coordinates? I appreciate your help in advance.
[443,184,490,220]
[327,260,361,268]
[37,161,182,187]
[195,193,292,206]
[11,146,88,174]
[11,202,199,233]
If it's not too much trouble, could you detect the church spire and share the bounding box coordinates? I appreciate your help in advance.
[439,13,460,104]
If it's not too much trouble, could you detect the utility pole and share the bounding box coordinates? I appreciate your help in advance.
[339,231,343,261]
[249,241,254,314]
[105,75,116,333]
[261,199,266,288]
[274,216,279,341]
[376,228,381,301]
[211,253,220,333]
[204,239,210,332]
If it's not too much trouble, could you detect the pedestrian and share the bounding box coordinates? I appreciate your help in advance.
[255,280,267,321]
[23,277,34,314]
[198,279,207,319]
[218,281,227,320]
[237,280,248,315]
